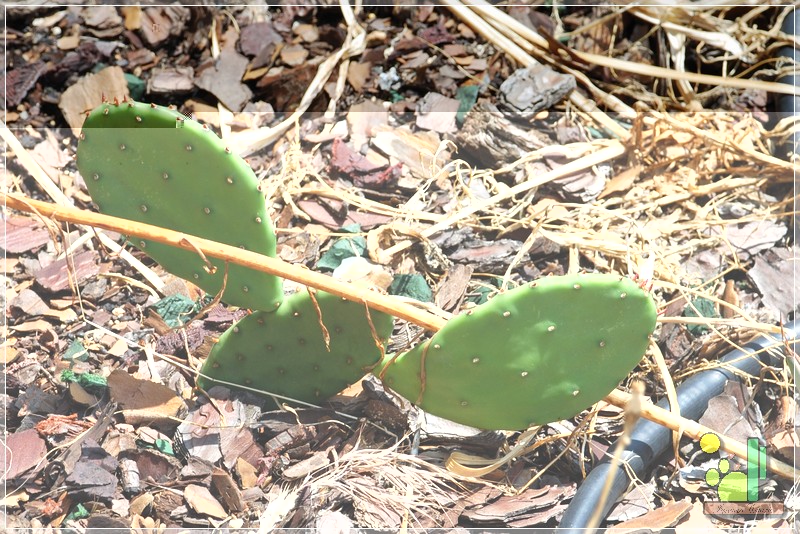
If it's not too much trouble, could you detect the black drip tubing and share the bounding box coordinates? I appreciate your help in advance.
[558,320,799,531]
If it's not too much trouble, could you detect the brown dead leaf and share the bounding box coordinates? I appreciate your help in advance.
[347,61,372,93]
[107,370,184,425]
[748,247,798,318]
[69,382,99,406]
[184,484,228,519]
[598,164,641,199]
[236,457,259,489]
[3,345,20,365]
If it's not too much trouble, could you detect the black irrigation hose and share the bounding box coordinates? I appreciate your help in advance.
[559,320,799,532]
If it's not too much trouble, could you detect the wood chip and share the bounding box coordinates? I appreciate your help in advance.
[107,337,129,357]
[59,66,129,135]
[33,249,101,293]
[347,99,388,150]
[4,217,51,254]
[280,44,309,67]
[372,125,445,178]
[463,484,574,523]
[139,5,190,47]
[211,468,245,513]
[416,92,460,133]
[613,500,693,534]
[147,66,194,94]
[3,345,20,365]
[3,429,48,481]
[129,492,154,516]
[120,6,142,30]
[184,484,227,519]
[56,35,80,50]
[194,50,252,112]
[11,289,50,317]
[69,382,99,406]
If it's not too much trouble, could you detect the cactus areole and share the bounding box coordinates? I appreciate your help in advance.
[76,99,282,311]
[377,273,658,430]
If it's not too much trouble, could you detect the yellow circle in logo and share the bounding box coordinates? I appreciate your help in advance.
[700,432,721,454]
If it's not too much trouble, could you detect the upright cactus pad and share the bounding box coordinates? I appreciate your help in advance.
[378,273,657,430]
[198,290,394,402]
[76,99,282,311]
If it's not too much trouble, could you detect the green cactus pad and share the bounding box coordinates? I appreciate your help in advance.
[76,100,282,311]
[377,273,657,430]
[198,290,394,401]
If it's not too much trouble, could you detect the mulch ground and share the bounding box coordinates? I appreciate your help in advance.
[2,3,797,531]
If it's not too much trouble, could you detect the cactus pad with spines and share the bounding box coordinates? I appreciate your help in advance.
[377,273,657,430]
[198,290,394,401]
[76,99,282,311]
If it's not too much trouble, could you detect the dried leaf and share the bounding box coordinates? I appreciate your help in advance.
[107,370,184,425]
[598,164,641,199]
[749,247,798,318]
[184,484,227,519]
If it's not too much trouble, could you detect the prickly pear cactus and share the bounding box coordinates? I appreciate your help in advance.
[377,273,657,430]
[76,99,282,311]
[198,290,394,401]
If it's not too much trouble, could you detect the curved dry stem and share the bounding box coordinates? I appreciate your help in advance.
[4,192,795,481]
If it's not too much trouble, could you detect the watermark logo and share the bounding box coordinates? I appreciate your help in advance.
[701,432,784,516]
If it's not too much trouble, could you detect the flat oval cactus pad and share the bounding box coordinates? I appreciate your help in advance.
[198,290,394,402]
[377,273,657,430]
[76,100,282,311]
